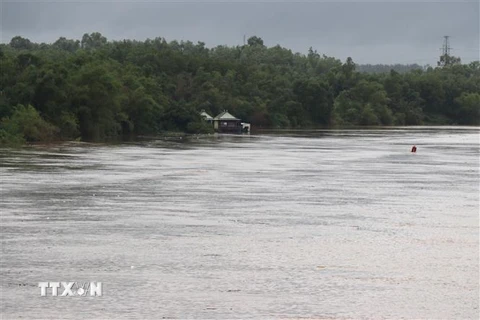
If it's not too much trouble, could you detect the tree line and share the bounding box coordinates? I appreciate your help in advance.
[1,33,479,145]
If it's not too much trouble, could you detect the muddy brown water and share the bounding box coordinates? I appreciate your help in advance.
[1,127,479,319]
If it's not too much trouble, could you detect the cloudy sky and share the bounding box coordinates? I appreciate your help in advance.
[1,0,479,65]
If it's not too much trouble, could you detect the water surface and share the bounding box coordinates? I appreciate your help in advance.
[1,127,479,319]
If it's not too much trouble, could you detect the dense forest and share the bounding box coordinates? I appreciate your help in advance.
[1,33,479,145]
[356,64,424,74]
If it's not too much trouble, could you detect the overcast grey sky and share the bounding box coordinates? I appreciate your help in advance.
[1,0,479,65]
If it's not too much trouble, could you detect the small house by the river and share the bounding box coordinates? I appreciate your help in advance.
[200,110,250,133]
[213,110,242,133]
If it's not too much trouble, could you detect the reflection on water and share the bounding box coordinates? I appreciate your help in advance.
[1,127,479,319]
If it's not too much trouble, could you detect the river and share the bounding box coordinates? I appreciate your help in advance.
[1,127,479,319]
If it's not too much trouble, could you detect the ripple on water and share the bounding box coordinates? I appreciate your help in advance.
[0,128,479,319]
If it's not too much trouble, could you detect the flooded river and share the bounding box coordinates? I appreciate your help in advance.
[1,127,479,319]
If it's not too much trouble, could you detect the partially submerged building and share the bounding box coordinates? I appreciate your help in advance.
[200,110,250,133]
[213,110,242,133]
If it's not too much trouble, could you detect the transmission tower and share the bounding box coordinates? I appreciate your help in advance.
[438,35,455,67]
[441,36,451,56]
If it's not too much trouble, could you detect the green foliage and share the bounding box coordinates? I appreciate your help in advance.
[357,64,423,74]
[186,121,214,134]
[437,54,462,68]
[269,113,291,128]
[0,104,57,142]
[0,33,479,146]
[53,37,80,52]
[293,78,333,125]
[0,128,25,146]
[58,112,80,139]
[81,32,107,50]
[9,36,35,50]
[247,36,265,47]
[360,104,379,125]
[455,93,480,125]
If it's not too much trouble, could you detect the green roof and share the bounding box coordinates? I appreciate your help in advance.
[214,110,239,120]
[200,110,213,120]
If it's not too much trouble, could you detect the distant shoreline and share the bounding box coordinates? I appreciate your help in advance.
[4,125,479,149]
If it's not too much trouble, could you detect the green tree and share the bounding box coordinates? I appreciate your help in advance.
[53,37,80,52]
[247,36,265,47]
[81,32,108,50]
[0,104,57,142]
[455,93,480,125]
[71,62,123,140]
[9,36,35,50]
[293,79,333,125]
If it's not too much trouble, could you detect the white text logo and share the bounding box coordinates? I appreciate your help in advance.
[38,282,102,297]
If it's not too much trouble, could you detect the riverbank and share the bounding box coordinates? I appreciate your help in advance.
[2,34,479,151]
[4,124,480,148]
